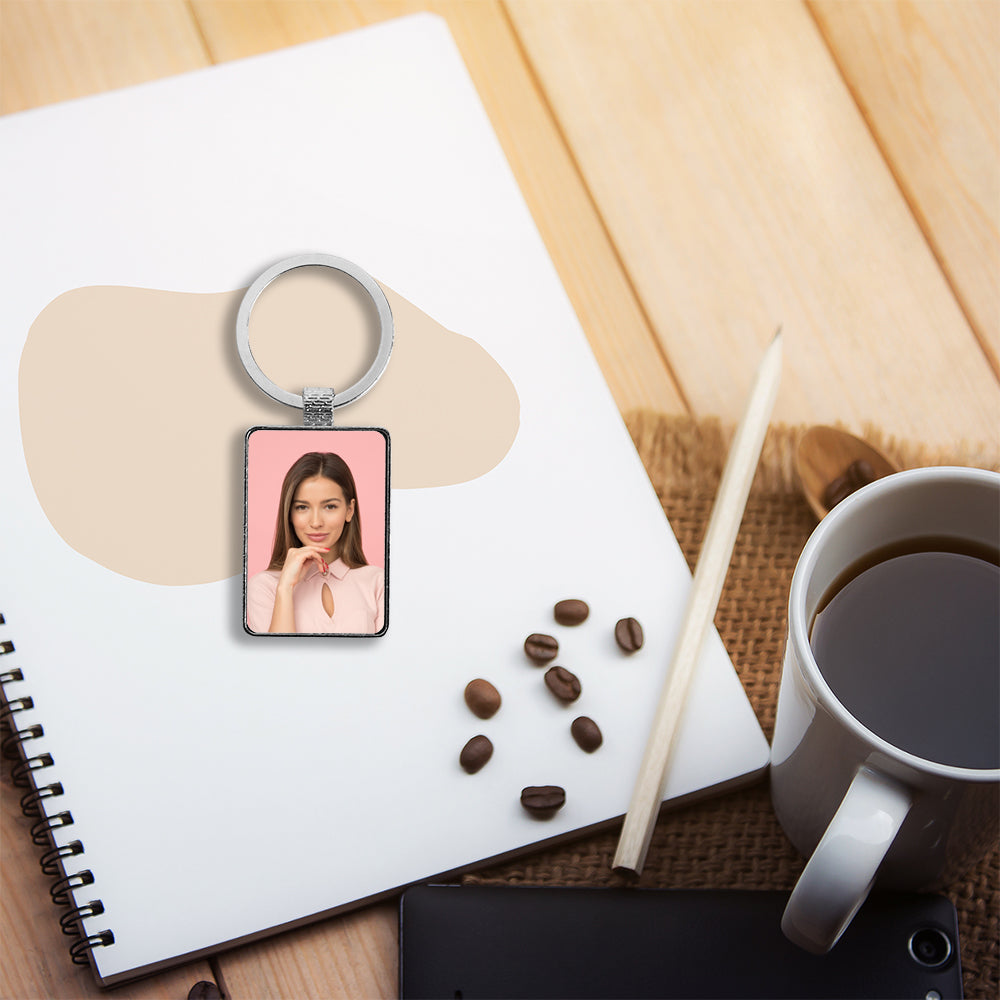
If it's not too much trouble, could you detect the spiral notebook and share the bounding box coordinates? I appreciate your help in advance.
[0,14,769,987]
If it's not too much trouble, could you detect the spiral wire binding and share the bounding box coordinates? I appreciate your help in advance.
[60,899,105,936]
[40,840,85,877]
[11,752,55,789]
[30,809,74,846]
[2,722,43,759]
[0,617,115,966]
[70,931,115,965]
[20,781,64,818]
[51,869,95,906]
[0,694,33,719]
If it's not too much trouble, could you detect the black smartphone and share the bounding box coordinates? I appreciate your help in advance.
[399,884,962,999]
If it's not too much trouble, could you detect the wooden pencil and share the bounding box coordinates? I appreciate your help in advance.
[612,330,783,874]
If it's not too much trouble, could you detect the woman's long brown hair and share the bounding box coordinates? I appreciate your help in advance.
[267,452,368,571]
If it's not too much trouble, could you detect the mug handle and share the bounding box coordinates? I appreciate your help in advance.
[781,765,913,953]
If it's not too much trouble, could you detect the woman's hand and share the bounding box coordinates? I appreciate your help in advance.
[268,545,329,633]
[276,544,329,590]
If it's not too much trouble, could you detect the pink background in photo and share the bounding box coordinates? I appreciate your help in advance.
[246,428,388,578]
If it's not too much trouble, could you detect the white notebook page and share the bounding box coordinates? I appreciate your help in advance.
[0,14,769,985]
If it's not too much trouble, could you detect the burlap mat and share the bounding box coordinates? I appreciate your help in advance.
[463,413,999,998]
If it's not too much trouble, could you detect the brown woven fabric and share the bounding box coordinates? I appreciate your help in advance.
[463,413,999,998]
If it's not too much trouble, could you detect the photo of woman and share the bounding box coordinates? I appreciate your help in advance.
[246,446,386,635]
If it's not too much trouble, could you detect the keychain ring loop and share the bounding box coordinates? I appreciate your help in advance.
[236,253,393,410]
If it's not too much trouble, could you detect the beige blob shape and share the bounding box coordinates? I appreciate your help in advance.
[19,275,519,586]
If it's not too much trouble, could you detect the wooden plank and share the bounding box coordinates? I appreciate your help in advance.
[189,0,685,416]
[1,755,219,999]
[809,0,1000,376]
[0,0,209,113]
[215,901,399,1000]
[506,0,1000,454]
[190,0,367,60]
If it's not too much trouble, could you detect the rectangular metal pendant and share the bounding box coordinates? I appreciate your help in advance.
[243,425,390,637]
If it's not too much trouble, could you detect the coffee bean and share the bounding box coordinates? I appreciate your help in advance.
[520,785,566,818]
[459,735,494,774]
[554,598,589,626]
[544,665,581,703]
[821,472,854,511]
[464,678,501,719]
[571,716,603,752]
[524,633,559,664]
[614,617,644,653]
[187,983,223,1000]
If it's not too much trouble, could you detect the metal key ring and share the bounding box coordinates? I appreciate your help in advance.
[236,253,393,410]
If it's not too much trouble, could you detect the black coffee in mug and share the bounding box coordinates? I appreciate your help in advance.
[809,536,1000,770]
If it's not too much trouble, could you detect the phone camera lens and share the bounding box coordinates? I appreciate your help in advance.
[908,927,953,969]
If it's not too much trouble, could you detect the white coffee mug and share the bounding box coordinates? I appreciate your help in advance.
[771,466,999,953]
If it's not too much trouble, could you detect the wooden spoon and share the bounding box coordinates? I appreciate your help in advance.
[795,425,899,520]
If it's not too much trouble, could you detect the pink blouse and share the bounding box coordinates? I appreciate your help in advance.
[246,558,385,635]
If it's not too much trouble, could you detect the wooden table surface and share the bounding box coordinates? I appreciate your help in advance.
[2,1,997,997]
